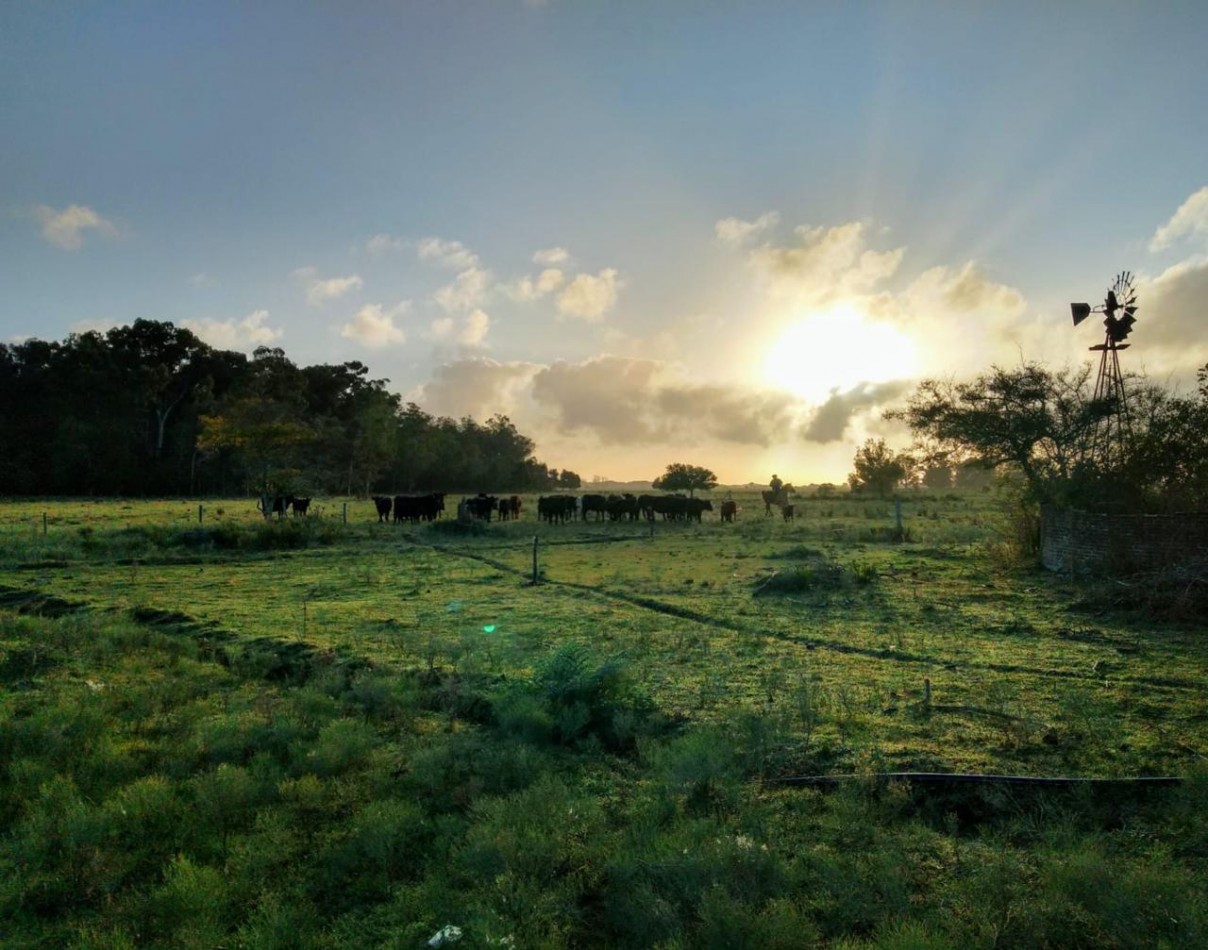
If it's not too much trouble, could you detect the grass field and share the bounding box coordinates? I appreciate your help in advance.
[2,491,1206,947]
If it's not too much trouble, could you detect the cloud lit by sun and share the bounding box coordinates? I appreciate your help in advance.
[762,302,920,403]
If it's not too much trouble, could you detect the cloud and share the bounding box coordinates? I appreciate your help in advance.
[747,221,905,301]
[530,356,799,446]
[556,268,620,321]
[338,302,408,348]
[188,272,214,288]
[533,246,570,266]
[1136,256,1208,380]
[411,358,541,419]
[417,237,479,269]
[904,261,1026,317]
[365,233,406,256]
[715,211,780,246]
[503,267,565,301]
[801,381,913,443]
[1150,186,1208,252]
[434,266,491,312]
[293,267,364,306]
[182,310,283,350]
[34,204,118,250]
[429,308,491,347]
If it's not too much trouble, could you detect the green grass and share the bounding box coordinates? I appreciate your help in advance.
[2,490,1206,947]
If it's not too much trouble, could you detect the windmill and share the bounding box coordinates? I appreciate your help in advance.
[1070,271,1138,461]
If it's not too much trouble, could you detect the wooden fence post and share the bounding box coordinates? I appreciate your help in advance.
[532,536,540,584]
[43,512,47,536]
[342,502,348,524]
[198,504,204,525]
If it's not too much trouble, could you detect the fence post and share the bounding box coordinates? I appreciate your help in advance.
[198,504,204,525]
[532,536,540,584]
[895,497,903,539]
[342,502,348,525]
[43,512,47,536]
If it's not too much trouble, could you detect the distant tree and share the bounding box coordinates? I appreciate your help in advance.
[815,483,837,499]
[847,439,911,497]
[559,469,582,490]
[652,462,718,497]
[921,464,953,490]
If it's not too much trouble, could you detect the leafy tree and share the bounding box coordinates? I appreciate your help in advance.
[652,463,718,497]
[894,361,1208,512]
[559,469,582,490]
[889,363,1103,504]
[847,438,911,497]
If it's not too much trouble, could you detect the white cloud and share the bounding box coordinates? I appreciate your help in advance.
[417,237,479,269]
[503,267,565,301]
[182,310,283,350]
[434,266,491,312]
[715,211,780,246]
[293,267,364,306]
[68,317,121,335]
[556,268,620,321]
[411,358,541,419]
[533,246,570,266]
[338,302,409,349]
[427,309,491,347]
[34,204,118,250]
[904,261,1026,317]
[365,233,406,256]
[459,308,490,346]
[747,221,905,301]
[1150,186,1208,252]
[188,272,214,288]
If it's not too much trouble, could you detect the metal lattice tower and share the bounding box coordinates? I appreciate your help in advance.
[1070,271,1138,465]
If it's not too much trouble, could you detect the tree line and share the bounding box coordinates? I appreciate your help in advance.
[0,320,580,497]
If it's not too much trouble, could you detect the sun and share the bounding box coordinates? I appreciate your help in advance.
[762,302,919,402]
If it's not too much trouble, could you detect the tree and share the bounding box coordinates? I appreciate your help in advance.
[847,438,910,497]
[652,463,718,497]
[559,469,582,490]
[890,363,1104,504]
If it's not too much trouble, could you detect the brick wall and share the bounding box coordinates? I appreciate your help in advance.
[1041,505,1208,574]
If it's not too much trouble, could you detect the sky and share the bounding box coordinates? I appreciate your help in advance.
[3,1,1208,485]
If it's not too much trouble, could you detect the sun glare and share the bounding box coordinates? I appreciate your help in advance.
[762,302,918,403]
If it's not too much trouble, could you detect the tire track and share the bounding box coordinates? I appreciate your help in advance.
[425,542,1204,694]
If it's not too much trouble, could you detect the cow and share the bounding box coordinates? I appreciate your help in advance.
[581,493,608,521]
[269,494,293,519]
[605,493,641,522]
[371,495,393,522]
[464,493,499,521]
[499,495,522,521]
[720,500,737,523]
[538,494,576,524]
[290,497,311,517]
[685,498,714,522]
[780,503,795,522]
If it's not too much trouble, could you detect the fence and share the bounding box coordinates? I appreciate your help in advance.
[1040,505,1208,574]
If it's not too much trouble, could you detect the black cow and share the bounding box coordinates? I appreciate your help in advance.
[371,496,393,522]
[290,497,311,516]
[464,493,499,521]
[538,495,576,524]
[499,495,522,521]
[780,503,795,522]
[581,493,608,521]
[685,498,713,522]
[720,500,737,522]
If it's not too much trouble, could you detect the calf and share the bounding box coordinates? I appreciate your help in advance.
[720,500,737,523]
[780,503,795,522]
[290,497,311,517]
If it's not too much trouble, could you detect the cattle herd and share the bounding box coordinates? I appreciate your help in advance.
[362,491,772,525]
[264,490,797,525]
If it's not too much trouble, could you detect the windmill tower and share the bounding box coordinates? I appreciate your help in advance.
[1070,271,1138,464]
